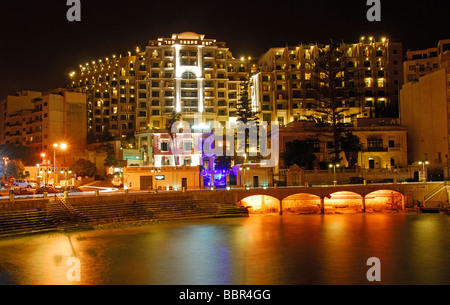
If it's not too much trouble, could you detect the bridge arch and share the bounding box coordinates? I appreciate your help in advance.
[324,191,363,213]
[365,190,404,212]
[239,195,280,214]
[282,193,322,214]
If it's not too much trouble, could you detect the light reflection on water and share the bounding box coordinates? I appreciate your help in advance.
[1,214,450,285]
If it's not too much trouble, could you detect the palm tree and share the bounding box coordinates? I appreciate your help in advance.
[308,41,363,162]
[281,140,317,170]
[340,132,362,167]
[165,111,181,166]
[236,80,259,163]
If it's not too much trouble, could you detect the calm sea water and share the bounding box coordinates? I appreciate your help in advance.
[0,213,449,285]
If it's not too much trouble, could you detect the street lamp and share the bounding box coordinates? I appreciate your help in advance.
[53,143,67,185]
[418,160,430,183]
[329,163,340,186]
[53,143,68,170]
[60,169,73,188]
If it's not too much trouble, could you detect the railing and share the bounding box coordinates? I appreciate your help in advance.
[423,182,446,203]
[54,195,76,221]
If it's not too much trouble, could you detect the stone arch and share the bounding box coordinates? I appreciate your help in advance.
[282,193,321,214]
[365,190,404,212]
[239,195,280,214]
[324,191,363,213]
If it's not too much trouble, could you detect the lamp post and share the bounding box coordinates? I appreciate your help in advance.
[53,143,67,186]
[60,169,72,188]
[329,163,340,186]
[418,160,430,183]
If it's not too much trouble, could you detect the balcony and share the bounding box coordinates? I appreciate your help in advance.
[366,147,388,152]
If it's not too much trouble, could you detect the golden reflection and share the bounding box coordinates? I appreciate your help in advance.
[19,234,79,285]
[240,195,279,213]
[282,193,321,214]
[324,191,362,213]
[365,190,403,212]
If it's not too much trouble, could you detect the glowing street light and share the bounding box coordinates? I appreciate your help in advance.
[418,160,430,183]
[53,143,68,185]
[329,163,340,186]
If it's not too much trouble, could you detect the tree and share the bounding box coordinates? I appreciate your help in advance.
[103,153,119,168]
[165,111,182,166]
[5,160,25,179]
[236,80,260,162]
[165,111,182,140]
[95,143,119,167]
[71,158,96,177]
[236,80,259,124]
[281,140,317,170]
[340,132,362,167]
[308,42,362,162]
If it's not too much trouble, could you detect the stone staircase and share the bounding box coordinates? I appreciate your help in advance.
[0,209,58,238]
[0,199,249,238]
[71,200,249,226]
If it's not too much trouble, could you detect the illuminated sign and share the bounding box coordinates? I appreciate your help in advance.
[156,175,165,180]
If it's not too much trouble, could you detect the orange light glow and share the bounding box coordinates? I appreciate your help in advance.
[365,190,403,212]
[324,191,363,213]
[240,195,280,214]
[283,193,321,214]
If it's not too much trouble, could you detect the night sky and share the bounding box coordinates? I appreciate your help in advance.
[1,0,449,99]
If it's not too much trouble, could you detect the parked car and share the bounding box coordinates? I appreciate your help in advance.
[1,180,12,188]
[12,187,34,195]
[112,177,124,187]
[36,186,60,194]
[12,179,38,188]
[381,178,394,184]
[428,173,444,181]
[62,186,83,193]
[349,177,365,185]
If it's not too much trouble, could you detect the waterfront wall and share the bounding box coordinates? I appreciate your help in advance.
[0,182,448,212]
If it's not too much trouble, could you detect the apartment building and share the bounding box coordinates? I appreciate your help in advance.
[400,39,450,176]
[253,37,403,125]
[403,39,450,83]
[71,53,140,140]
[400,66,450,174]
[0,91,42,142]
[71,32,255,141]
[1,89,87,161]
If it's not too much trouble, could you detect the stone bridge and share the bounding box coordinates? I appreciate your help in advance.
[58,182,443,215]
[186,182,440,214]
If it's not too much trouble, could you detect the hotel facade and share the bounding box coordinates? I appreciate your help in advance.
[71,32,255,141]
[252,36,403,125]
[70,33,403,139]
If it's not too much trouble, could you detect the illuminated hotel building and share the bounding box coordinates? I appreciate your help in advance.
[403,39,450,83]
[71,34,402,140]
[252,37,403,125]
[71,32,255,140]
